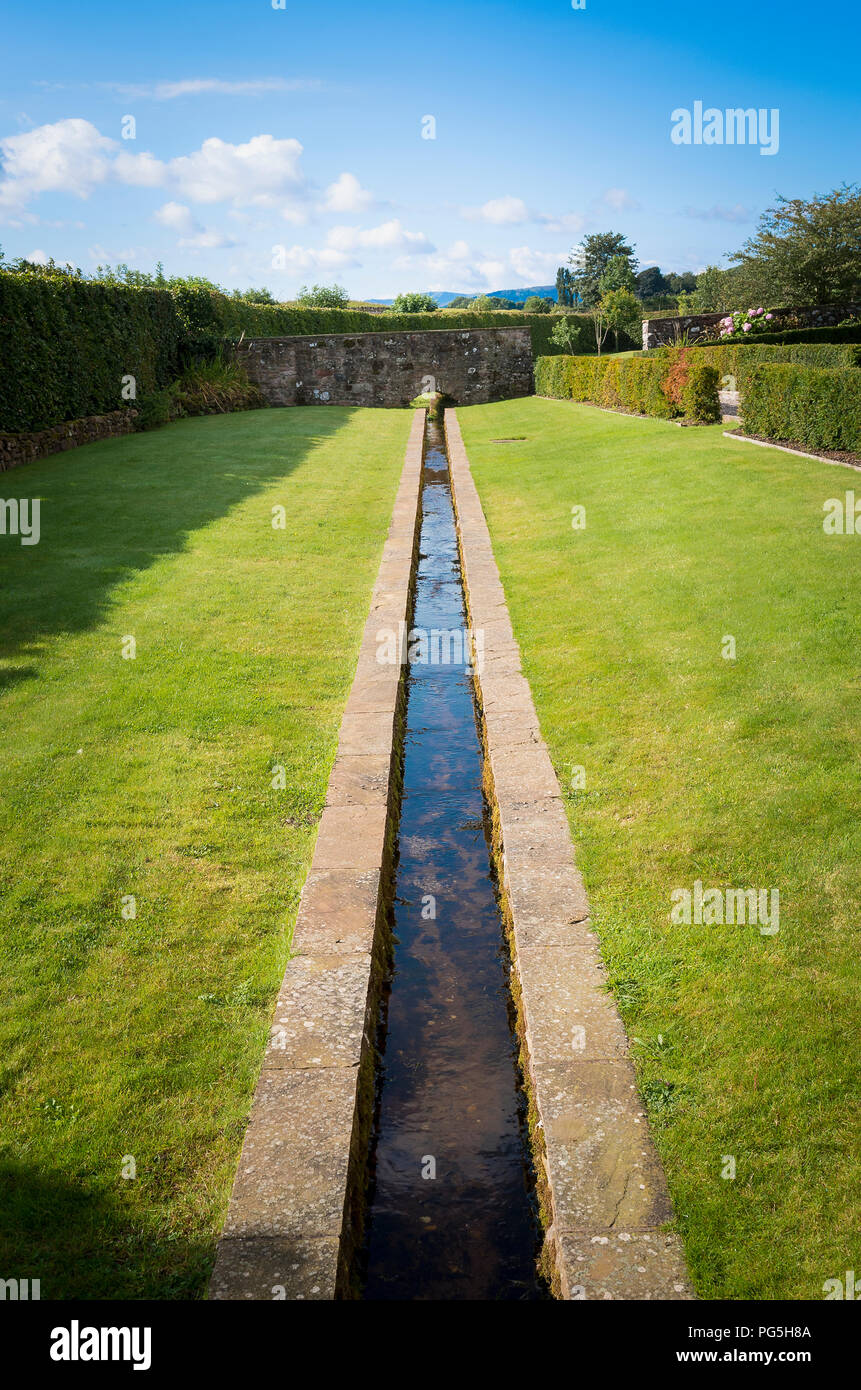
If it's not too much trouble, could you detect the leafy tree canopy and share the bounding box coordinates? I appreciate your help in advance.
[569,231,638,306]
[297,283,350,307]
[728,184,861,307]
[390,291,438,312]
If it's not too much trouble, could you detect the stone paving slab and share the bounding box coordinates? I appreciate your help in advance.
[210,409,426,1300]
[447,408,692,1301]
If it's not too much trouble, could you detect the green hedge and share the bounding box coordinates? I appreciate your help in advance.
[0,273,183,433]
[691,323,861,349]
[741,364,861,451]
[1,273,601,431]
[535,353,720,422]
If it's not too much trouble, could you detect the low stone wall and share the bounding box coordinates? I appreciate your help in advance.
[236,327,534,408]
[642,303,861,350]
[0,409,138,472]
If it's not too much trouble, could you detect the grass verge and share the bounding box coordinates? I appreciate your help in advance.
[458,396,860,1300]
[0,405,410,1298]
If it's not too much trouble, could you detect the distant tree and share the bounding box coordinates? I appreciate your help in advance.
[599,255,637,295]
[297,283,350,307]
[468,294,498,312]
[231,287,276,303]
[635,266,668,300]
[569,231,638,307]
[391,291,438,312]
[489,297,518,310]
[447,295,474,309]
[728,184,861,306]
[523,294,553,313]
[556,265,576,306]
[664,271,697,295]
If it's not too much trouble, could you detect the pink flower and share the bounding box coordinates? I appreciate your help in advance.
[766,313,774,320]
[743,323,751,332]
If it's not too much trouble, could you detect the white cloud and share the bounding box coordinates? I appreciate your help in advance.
[462,195,531,225]
[113,150,166,187]
[153,200,235,248]
[25,247,48,264]
[103,78,324,100]
[685,203,752,223]
[168,134,305,206]
[326,219,434,253]
[603,187,640,212]
[0,118,115,210]
[321,172,374,213]
[275,243,358,271]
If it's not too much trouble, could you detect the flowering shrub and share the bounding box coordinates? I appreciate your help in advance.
[718,307,776,339]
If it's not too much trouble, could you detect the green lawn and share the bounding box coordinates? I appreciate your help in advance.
[458,397,860,1300]
[0,406,411,1298]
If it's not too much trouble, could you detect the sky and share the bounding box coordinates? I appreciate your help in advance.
[1,0,858,299]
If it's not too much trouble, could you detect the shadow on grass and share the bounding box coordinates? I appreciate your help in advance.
[0,1159,213,1300]
[0,407,357,689]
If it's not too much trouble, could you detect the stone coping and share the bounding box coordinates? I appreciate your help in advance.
[209,408,426,1301]
[723,430,861,471]
[445,408,694,1301]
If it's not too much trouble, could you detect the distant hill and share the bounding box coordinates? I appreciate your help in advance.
[367,285,558,307]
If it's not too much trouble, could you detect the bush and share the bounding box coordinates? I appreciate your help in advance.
[169,359,265,418]
[681,364,722,423]
[0,271,182,433]
[692,322,861,349]
[660,341,860,391]
[741,364,861,451]
[134,390,174,432]
[391,292,438,313]
[296,284,350,308]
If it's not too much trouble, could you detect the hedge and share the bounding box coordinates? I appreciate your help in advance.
[535,353,721,423]
[740,364,861,452]
[649,342,861,394]
[1,273,603,432]
[0,273,183,433]
[691,323,861,349]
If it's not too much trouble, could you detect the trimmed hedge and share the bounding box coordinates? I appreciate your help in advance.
[692,322,861,349]
[677,340,861,380]
[535,353,721,422]
[740,364,861,452]
[0,273,183,433]
[1,272,602,431]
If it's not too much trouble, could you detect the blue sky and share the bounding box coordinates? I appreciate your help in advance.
[1,0,858,297]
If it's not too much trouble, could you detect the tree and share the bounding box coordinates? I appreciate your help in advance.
[297,283,350,307]
[468,294,498,312]
[599,255,637,295]
[523,294,553,313]
[447,295,474,309]
[569,231,637,306]
[728,185,861,306]
[600,288,642,350]
[231,287,276,303]
[635,266,668,300]
[664,271,697,295]
[555,266,576,306]
[550,316,587,354]
[391,291,438,312]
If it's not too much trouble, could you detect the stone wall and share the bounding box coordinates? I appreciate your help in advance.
[235,327,534,407]
[642,303,861,350]
[0,408,138,472]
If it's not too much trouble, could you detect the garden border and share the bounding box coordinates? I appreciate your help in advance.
[446,407,694,1301]
[723,431,861,471]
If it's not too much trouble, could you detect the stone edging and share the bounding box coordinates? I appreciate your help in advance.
[0,409,138,471]
[445,408,694,1301]
[723,430,861,472]
[209,408,426,1300]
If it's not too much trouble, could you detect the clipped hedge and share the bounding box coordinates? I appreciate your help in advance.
[692,322,861,349]
[0,273,183,433]
[1,272,602,432]
[677,340,861,381]
[535,353,720,422]
[740,364,861,452]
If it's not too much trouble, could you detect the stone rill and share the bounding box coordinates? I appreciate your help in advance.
[236,327,534,408]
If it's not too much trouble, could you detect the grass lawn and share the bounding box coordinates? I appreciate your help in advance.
[0,405,411,1298]
[457,397,860,1300]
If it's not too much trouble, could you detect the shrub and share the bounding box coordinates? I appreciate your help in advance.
[390,292,438,313]
[535,354,688,419]
[694,322,861,349]
[741,364,861,451]
[135,390,174,432]
[681,364,722,423]
[169,359,265,418]
[296,284,350,308]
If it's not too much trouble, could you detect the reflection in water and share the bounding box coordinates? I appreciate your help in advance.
[361,422,544,1301]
